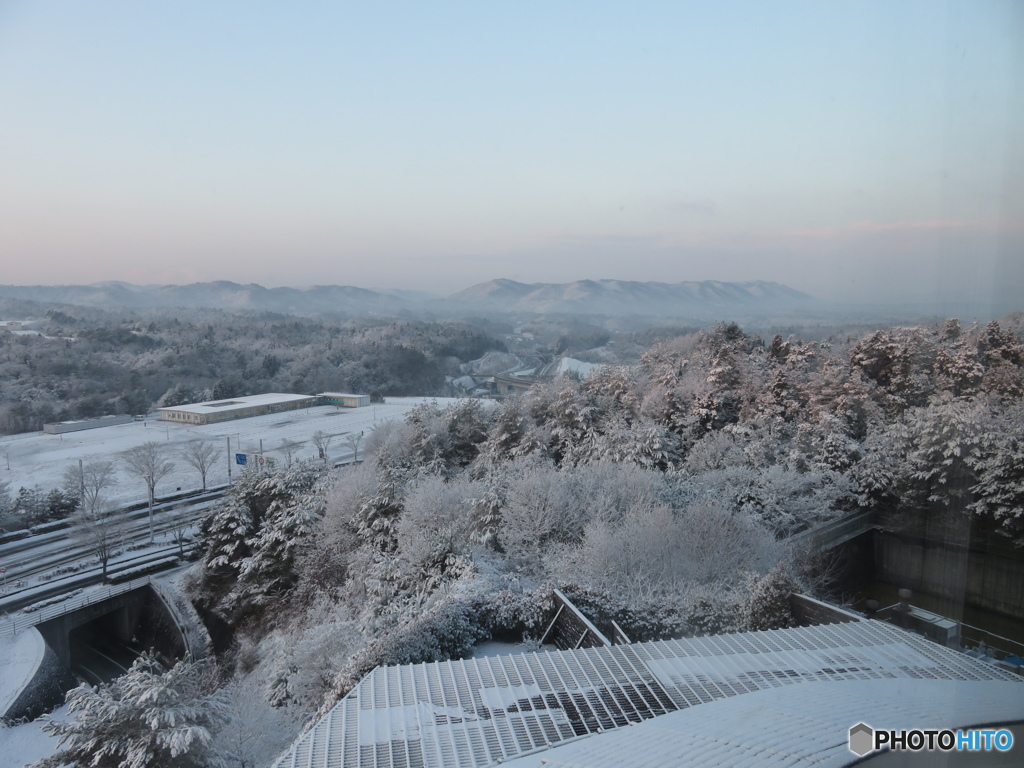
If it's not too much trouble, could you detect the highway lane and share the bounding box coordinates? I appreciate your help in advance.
[0,451,359,616]
[0,490,223,593]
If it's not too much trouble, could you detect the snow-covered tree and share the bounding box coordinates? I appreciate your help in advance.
[741,564,798,632]
[902,394,986,512]
[352,466,405,552]
[197,463,326,620]
[229,466,326,615]
[970,408,1024,540]
[157,383,202,409]
[498,459,583,571]
[395,475,476,578]
[34,654,230,768]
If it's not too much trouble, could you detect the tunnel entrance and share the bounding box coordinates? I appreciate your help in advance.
[35,583,191,687]
[68,620,146,685]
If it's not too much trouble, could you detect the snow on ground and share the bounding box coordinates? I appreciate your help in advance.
[470,640,555,658]
[0,628,45,717]
[0,703,69,768]
[0,397,459,507]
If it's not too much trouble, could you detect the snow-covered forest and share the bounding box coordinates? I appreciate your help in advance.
[6,313,1023,767]
[108,314,1024,767]
[0,309,505,435]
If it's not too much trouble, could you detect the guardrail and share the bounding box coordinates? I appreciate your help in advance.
[0,576,154,637]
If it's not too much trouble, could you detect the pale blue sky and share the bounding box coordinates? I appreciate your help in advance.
[0,1,1021,306]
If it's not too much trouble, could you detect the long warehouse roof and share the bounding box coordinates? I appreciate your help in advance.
[159,392,314,415]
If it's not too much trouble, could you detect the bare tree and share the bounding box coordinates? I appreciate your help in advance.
[71,506,126,581]
[0,477,13,530]
[63,460,116,516]
[343,432,364,463]
[166,507,194,559]
[123,442,174,543]
[312,430,333,466]
[63,461,123,581]
[183,440,219,491]
[278,438,300,467]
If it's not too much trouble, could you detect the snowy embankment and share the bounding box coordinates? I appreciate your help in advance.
[0,703,67,768]
[0,629,46,719]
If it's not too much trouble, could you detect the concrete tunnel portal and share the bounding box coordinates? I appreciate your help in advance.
[33,582,196,686]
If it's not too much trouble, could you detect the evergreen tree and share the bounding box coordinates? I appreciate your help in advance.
[34,654,230,768]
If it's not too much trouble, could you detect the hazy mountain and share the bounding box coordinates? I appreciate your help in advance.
[446,278,814,315]
[0,278,814,318]
[0,281,410,315]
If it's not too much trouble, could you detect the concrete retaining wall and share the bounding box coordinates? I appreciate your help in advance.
[2,631,76,723]
[874,530,1024,622]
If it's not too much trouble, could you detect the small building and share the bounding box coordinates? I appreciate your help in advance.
[159,393,318,425]
[44,414,133,434]
[317,392,371,408]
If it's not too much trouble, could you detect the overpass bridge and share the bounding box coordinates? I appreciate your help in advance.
[1,574,208,720]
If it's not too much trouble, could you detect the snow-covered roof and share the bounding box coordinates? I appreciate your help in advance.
[159,393,315,415]
[500,679,1024,768]
[271,620,1023,768]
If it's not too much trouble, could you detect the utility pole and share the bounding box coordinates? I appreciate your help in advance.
[79,458,85,501]
[227,435,232,481]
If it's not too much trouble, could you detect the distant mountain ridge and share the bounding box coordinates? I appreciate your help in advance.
[448,278,813,314]
[0,281,408,315]
[0,278,813,317]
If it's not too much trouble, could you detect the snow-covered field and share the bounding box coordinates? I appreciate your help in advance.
[0,397,458,507]
[0,704,68,768]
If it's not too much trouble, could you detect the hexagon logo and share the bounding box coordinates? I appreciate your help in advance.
[849,723,875,756]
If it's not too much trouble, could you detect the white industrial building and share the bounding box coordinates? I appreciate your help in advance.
[318,392,372,408]
[159,393,318,425]
[159,391,371,425]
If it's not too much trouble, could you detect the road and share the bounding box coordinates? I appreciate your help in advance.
[0,449,360,617]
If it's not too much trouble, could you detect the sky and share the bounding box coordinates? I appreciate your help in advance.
[0,1,1021,308]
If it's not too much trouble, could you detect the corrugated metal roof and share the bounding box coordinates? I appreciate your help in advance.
[500,679,1024,768]
[272,620,1023,768]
